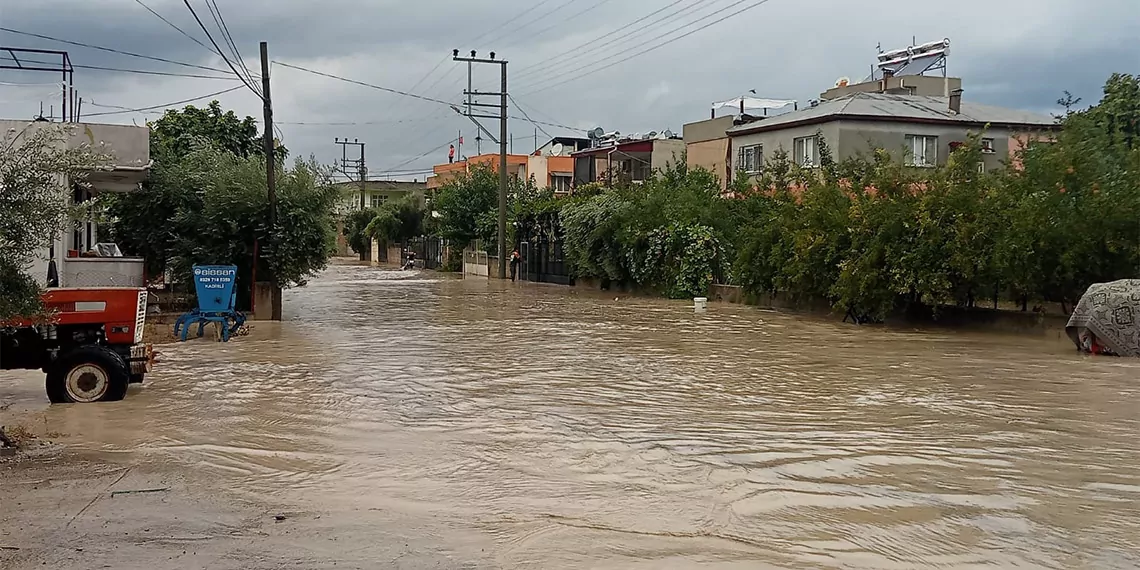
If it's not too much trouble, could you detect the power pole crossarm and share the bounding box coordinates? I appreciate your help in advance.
[452,48,509,280]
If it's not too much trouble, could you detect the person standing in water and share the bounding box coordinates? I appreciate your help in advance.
[509,250,521,282]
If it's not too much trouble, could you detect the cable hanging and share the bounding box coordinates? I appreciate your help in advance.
[521,0,777,96]
[182,0,263,99]
[0,26,234,75]
[82,85,244,117]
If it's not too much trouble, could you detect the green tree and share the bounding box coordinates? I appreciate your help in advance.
[344,207,378,257]
[161,143,339,307]
[1,124,109,320]
[109,100,289,276]
[150,100,286,161]
[106,101,335,308]
[365,195,425,245]
[433,164,501,245]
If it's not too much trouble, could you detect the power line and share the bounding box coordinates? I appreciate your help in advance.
[132,0,222,58]
[272,61,576,138]
[500,0,619,51]
[521,0,776,96]
[0,56,240,80]
[82,85,244,117]
[514,0,722,86]
[384,137,458,173]
[277,117,427,126]
[508,93,555,142]
[0,26,234,75]
[511,0,692,79]
[463,0,560,47]
[181,0,262,98]
[380,54,450,126]
[205,0,261,91]
[273,61,456,106]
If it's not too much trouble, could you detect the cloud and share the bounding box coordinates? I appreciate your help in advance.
[644,81,672,106]
[1,0,1136,176]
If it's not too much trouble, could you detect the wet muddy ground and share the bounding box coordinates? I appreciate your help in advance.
[3,264,1140,569]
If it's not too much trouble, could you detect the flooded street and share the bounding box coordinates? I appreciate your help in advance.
[6,263,1140,568]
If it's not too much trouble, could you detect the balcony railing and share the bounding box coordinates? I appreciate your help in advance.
[61,257,145,288]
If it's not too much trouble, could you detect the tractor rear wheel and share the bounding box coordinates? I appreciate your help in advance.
[46,346,130,404]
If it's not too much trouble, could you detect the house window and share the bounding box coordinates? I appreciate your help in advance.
[981,138,995,154]
[370,194,390,209]
[906,135,937,167]
[977,161,986,174]
[737,144,762,175]
[793,136,817,167]
[551,174,572,193]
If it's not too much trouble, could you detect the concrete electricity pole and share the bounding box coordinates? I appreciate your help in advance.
[260,41,282,321]
[452,49,508,280]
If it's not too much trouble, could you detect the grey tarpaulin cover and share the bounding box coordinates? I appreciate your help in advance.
[1065,279,1140,357]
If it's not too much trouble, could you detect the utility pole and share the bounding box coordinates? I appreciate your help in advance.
[452,49,508,279]
[260,41,282,321]
[335,138,367,210]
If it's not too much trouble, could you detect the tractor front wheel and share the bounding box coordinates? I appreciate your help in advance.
[46,346,130,404]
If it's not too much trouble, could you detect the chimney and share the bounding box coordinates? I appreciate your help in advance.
[949,88,963,114]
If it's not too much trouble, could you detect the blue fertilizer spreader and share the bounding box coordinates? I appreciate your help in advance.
[173,265,247,342]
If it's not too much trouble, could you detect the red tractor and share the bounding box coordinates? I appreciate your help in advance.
[1,288,154,403]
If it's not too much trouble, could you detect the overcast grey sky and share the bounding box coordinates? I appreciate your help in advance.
[1,0,1137,179]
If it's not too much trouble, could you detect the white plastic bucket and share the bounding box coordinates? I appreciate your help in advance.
[694,297,708,310]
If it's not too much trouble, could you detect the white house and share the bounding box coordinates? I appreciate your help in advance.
[3,119,151,288]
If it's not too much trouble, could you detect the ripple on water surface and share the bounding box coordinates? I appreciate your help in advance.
[43,264,1140,569]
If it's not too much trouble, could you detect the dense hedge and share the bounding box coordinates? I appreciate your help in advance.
[441,74,1140,313]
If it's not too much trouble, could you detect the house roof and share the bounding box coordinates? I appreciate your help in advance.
[726,92,1056,136]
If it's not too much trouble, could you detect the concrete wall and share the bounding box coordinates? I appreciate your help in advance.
[650,139,685,173]
[729,122,841,180]
[527,155,549,188]
[836,120,1017,171]
[686,139,730,189]
[684,115,734,189]
[730,119,1023,175]
[821,76,962,100]
[683,116,735,144]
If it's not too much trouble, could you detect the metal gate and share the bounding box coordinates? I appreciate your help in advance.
[515,212,572,285]
[408,236,444,270]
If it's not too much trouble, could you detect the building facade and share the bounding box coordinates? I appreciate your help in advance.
[725,89,1056,183]
[426,153,529,190]
[3,119,151,288]
[571,137,685,186]
[682,115,735,190]
[336,179,426,212]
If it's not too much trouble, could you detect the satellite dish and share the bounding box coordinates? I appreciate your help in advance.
[662,129,675,139]
[550,143,564,156]
[588,127,604,139]
[835,76,851,88]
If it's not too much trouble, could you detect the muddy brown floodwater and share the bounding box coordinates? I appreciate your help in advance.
[4,263,1140,569]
